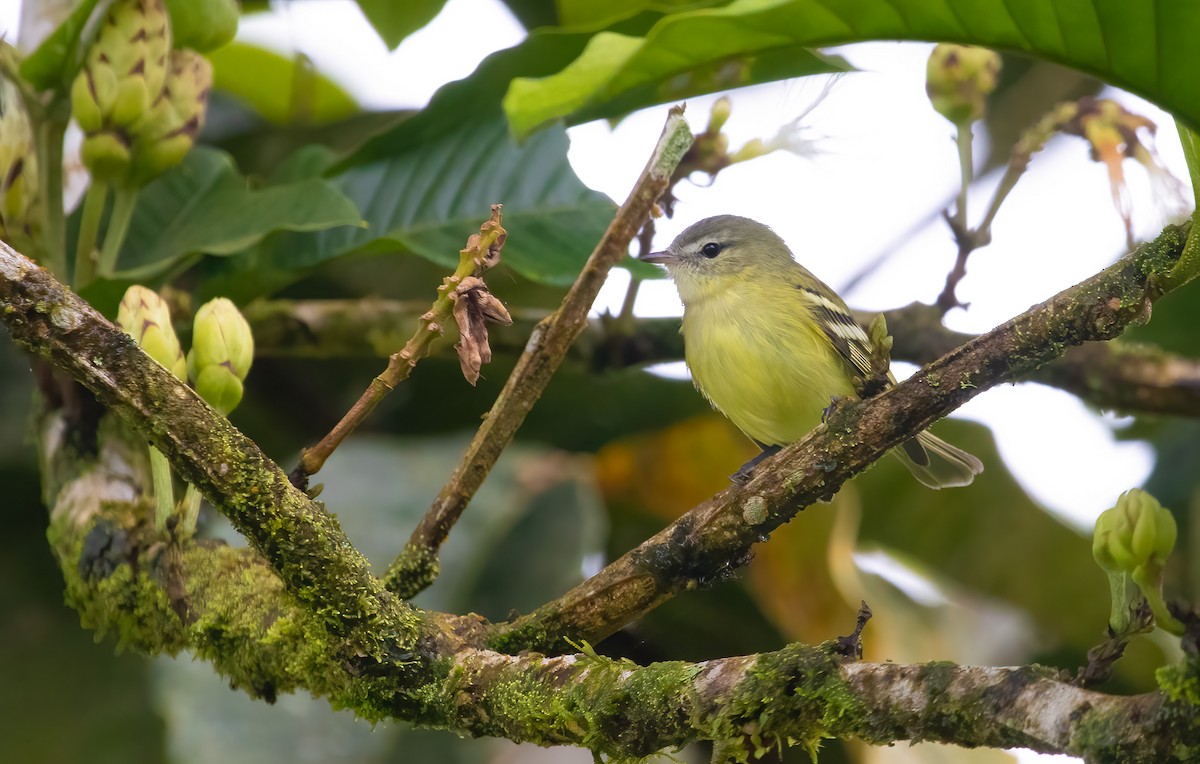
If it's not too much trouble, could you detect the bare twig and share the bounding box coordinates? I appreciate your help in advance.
[289,205,507,489]
[382,107,694,598]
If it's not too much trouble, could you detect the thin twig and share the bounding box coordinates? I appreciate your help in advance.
[382,107,694,598]
[289,205,507,489]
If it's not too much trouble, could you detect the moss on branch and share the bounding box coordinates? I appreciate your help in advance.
[0,240,420,667]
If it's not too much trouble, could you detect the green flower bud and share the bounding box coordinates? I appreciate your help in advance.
[117,285,186,380]
[1093,489,1177,574]
[926,44,1001,125]
[187,298,253,415]
[164,0,239,53]
[128,49,213,185]
[71,0,171,180]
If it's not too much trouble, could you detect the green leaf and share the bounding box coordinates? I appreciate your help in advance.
[230,118,614,291]
[112,147,362,280]
[505,26,848,138]
[354,0,448,49]
[18,0,102,90]
[335,9,677,170]
[208,42,358,125]
[556,0,709,28]
[505,0,1200,138]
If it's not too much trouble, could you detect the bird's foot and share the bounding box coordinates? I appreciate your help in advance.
[822,395,853,423]
[730,445,782,484]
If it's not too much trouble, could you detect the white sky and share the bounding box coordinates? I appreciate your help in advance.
[5,4,1191,762]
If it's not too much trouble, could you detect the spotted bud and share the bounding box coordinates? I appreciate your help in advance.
[117,285,186,380]
[71,0,171,182]
[129,49,212,185]
[187,298,253,415]
[926,44,1001,125]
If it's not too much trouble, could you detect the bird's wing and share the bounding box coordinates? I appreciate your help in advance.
[796,284,930,467]
[794,285,875,380]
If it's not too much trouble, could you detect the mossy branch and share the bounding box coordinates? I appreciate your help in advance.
[0,239,418,657]
[29,423,1200,762]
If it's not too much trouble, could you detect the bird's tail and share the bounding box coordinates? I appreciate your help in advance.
[892,430,983,489]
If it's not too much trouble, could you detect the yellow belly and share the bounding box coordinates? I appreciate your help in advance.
[682,289,853,447]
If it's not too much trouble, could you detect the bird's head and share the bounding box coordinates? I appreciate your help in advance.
[641,215,794,301]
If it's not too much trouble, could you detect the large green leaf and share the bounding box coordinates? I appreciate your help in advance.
[505,28,848,138]
[208,42,358,125]
[335,9,680,170]
[505,0,1200,138]
[110,147,362,281]
[223,118,614,291]
[354,0,448,49]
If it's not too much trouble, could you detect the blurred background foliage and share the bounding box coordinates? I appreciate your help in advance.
[2,0,1197,763]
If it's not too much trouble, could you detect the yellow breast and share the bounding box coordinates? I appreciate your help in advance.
[681,282,854,447]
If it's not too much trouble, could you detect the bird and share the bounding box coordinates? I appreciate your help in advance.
[640,214,982,488]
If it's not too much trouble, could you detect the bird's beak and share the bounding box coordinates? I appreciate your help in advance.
[640,250,675,265]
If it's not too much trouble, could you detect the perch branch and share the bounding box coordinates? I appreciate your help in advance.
[382,107,694,598]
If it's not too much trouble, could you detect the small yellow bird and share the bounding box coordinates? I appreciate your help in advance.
[642,214,982,488]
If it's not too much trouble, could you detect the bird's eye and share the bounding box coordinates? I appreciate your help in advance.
[701,242,722,258]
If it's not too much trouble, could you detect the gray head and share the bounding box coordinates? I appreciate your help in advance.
[641,215,796,283]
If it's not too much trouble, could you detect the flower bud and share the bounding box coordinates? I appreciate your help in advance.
[71,0,171,182]
[128,49,213,185]
[926,44,1001,125]
[187,298,253,415]
[1093,489,1176,574]
[117,285,186,380]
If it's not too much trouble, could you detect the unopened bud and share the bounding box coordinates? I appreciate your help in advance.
[71,0,172,182]
[187,297,253,415]
[129,49,213,185]
[1094,489,1176,574]
[117,285,186,380]
[926,44,1001,125]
